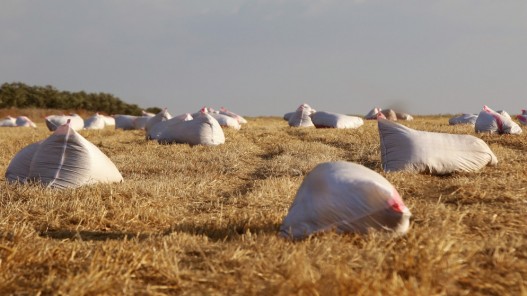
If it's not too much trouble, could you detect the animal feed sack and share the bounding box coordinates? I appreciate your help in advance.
[280,162,411,240]
[84,113,106,130]
[449,114,478,125]
[6,121,123,189]
[45,114,84,131]
[288,104,316,127]
[475,106,522,134]
[310,111,363,129]
[147,113,193,140]
[378,119,497,175]
[156,113,225,146]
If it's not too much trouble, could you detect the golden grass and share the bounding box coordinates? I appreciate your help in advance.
[1,114,526,295]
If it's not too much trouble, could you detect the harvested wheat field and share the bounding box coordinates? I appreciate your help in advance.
[0,114,526,295]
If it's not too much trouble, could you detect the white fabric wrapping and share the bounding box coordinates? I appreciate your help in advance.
[133,116,153,130]
[288,104,315,127]
[45,114,84,131]
[449,114,478,125]
[378,119,498,174]
[147,113,193,140]
[157,113,225,146]
[114,115,138,130]
[6,122,123,188]
[145,109,172,136]
[310,111,364,129]
[102,116,115,126]
[475,106,522,135]
[396,112,414,121]
[219,107,248,124]
[0,116,17,127]
[283,112,294,121]
[517,114,527,125]
[209,113,241,130]
[280,162,411,240]
[381,109,398,121]
[15,116,36,127]
[365,107,382,120]
[84,113,106,130]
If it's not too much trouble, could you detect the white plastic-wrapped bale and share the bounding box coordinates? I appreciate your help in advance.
[517,114,527,125]
[280,162,411,240]
[219,107,248,124]
[378,118,498,174]
[133,116,153,130]
[449,114,478,125]
[102,116,115,126]
[5,121,123,189]
[145,108,172,137]
[0,116,17,127]
[310,111,363,129]
[209,113,241,130]
[288,104,315,127]
[364,107,382,120]
[84,113,106,130]
[157,113,225,146]
[396,112,414,121]
[283,112,294,121]
[381,109,398,121]
[147,113,193,140]
[45,114,84,131]
[16,116,36,127]
[475,106,522,135]
[114,115,138,130]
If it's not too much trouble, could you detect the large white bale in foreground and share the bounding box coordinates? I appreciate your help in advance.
[310,111,363,129]
[84,113,106,130]
[475,106,522,135]
[157,113,225,146]
[45,114,84,131]
[6,122,123,189]
[449,114,478,125]
[280,162,411,240]
[378,119,497,174]
[288,104,315,127]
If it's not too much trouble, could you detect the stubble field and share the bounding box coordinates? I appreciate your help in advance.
[0,111,526,295]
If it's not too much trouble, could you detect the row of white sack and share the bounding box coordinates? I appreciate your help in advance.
[44,107,247,132]
[283,104,414,128]
[6,116,505,240]
[0,116,37,127]
[449,106,524,134]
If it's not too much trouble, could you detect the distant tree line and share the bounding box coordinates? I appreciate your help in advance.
[0,82,160,115]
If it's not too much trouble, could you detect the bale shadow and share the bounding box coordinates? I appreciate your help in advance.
[40,230,152,241]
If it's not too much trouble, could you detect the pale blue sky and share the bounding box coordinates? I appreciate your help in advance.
[1,1,526,116]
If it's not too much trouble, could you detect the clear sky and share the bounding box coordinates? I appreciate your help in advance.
[1,1,526,116]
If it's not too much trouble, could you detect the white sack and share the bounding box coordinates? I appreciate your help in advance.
[449,114,478,125]
[6,122,123,189]
[0,116,17,127]
[114,115,138,130]
[16,116,36,127]
[157,113,225,146]
[381,109,398,121]
[310,111,364,129]
[517,114,527,126]
[102,116,115,126]
[145,108,172,136]
[280,162,411,240]
[84,113,106,130]
[364,107,382,120]
[378,118,498,174]
[209,113,241,130]
[147,113,193,140]
[219,107,248,124]
[396,112,414,121]
[133,116,152,130]
[475,106,522,135]
[283,112,294,121]
[45,114,84,131]
[288,104,315,127]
